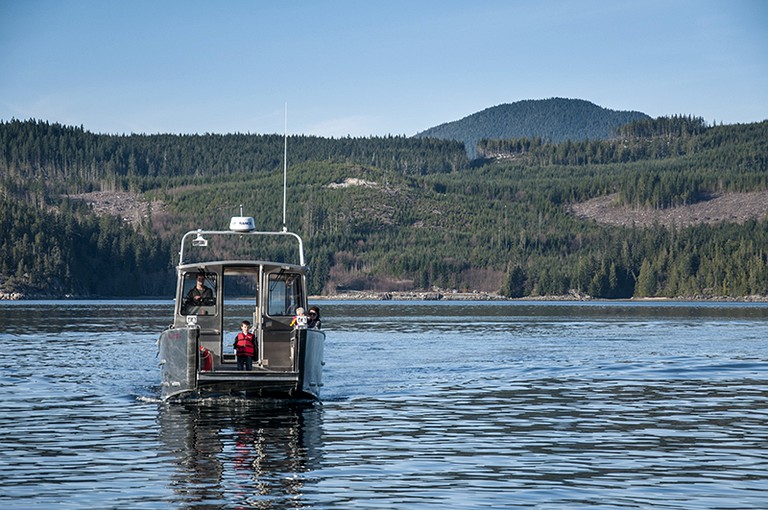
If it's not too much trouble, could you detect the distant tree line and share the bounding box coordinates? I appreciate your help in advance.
[0,196,170,296]
[1,117,767,299]
[497,219,768,299]
[0,119,467,196]
[477,117,768,208]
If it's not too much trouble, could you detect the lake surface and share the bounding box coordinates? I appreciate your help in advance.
[1,300,766,509]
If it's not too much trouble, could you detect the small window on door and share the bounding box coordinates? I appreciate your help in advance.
[267,272,303,316]
[180,272,217,315]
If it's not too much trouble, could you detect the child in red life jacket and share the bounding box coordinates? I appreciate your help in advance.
[233,320,256,371]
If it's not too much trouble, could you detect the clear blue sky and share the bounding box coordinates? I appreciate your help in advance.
[1,0,766,137]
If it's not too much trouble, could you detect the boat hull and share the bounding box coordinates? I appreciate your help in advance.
[158,327,324,401]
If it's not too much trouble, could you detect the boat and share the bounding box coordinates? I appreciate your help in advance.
[156,214,325,401]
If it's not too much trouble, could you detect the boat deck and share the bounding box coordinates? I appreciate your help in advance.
[194,370,302,398]
[197,371,298,382]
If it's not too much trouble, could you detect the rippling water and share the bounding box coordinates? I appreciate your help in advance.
[1,300,766,509]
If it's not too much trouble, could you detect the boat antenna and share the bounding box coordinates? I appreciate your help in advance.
[282,103,288,232]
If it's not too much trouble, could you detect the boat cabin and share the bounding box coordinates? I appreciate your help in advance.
[174,260,307,371]
[157,218,324,400]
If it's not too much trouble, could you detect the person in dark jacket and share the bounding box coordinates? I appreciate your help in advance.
[233,320,256,370]
[307,306,322,329]
[186,273,213,305]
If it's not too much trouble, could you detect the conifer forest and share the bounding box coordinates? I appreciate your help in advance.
[1,113,767,299]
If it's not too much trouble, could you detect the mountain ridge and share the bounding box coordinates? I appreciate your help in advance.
[415,98,651,157]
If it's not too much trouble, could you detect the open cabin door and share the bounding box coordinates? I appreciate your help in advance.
[265,270,305,319]
[261,269,306,370]
[221,267,262,364]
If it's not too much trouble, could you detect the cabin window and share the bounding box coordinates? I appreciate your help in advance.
[180,272,217,315]
[267,272,303,316]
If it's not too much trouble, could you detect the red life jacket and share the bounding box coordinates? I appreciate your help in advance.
[234,332,255,357]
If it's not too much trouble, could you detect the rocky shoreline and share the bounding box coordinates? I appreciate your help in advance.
[1,291,74,300]
[315,290,509,301]
[309,290,768,303]
[3,289,768,302]
[0,292,25,300]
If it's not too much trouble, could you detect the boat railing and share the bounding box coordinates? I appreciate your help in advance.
[178,228,305,267]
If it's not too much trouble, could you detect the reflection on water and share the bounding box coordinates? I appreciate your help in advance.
[159,399,322,508]
[157,400,324,509]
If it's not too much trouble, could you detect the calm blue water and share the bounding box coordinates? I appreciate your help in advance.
[1,300,766,509]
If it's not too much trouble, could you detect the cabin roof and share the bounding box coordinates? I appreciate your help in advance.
[178,260,306,273]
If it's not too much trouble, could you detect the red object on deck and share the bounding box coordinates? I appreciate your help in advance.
[199,346,213,372]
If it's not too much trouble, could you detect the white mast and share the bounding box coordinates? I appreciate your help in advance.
[282,103,288,231]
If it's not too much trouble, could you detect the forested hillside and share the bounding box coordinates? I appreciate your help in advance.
[415,98,650,158]
[1,115,767,300]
